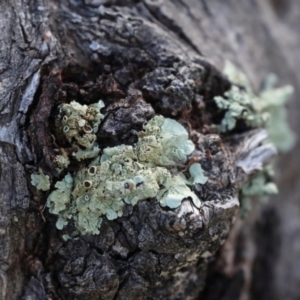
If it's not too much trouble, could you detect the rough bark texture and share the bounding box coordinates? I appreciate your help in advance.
[0,0,300,300]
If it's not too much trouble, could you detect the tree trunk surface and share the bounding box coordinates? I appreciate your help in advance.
[0,0,300,299]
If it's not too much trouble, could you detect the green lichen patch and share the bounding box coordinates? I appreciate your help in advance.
[55,149,70,173]
[31,169,50,191]
[259,81,295,152]
[137,116,195,166]
[214,85,268,132]
[74,145,101,161]
[58,100,105,161]
[223,60,252,92]
[181,163,208,185]
[158,174,202,209]
[47,114,206,235]
[55,154,70,169]
[215,61,295,152]
[240,167,278,218]
[217,62,294,217]
[242,173,278,198]
[47,174,73,215]
[47,145,202,235]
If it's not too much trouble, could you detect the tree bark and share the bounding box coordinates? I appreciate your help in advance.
[0,0,300,299]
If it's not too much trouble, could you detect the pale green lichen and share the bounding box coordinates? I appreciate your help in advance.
[242,166,278,197]
[58,100,105,161]
[215,61,295,153]
[31,169,50,191]
[55,150,70,173]
[158,175,202,209]
[47,174,73,215]
[223,60,252,92]
[240,167,278,218]
[217,61,294,216]
[47,115,206,235]
[62,234,71,241]
[182,163,209,185]
[136,116,195,166]
[214,85,269,131]
[74,145,101,161]
[259,75,295,152]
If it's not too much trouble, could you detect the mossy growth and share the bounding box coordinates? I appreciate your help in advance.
[215,61,294,215]
[46,109,207,235]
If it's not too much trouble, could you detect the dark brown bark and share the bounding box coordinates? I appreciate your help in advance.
[0,1,299,300]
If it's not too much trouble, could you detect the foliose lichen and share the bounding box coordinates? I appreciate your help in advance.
[215,61,295,153]
[31,169,50,191]
[216,61,294,215]
[136,116,195,166]
[46,112,208,235]
[58,100,105,160]
[214,85,268,132]
[47,174,73,216]
[240,166,278,217]
[55,149,70,173]
[259,74,295,152]
[241,166,278,198]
